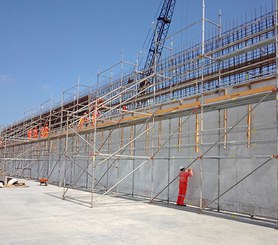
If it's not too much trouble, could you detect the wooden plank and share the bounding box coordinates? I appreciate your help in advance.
[155,101,200,115]
[204,86,275,104]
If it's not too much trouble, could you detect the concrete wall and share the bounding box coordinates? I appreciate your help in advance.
[1,99,277,220]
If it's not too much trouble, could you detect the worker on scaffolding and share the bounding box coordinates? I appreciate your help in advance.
[78,112,89,130]
[91,98,103,126]
[44,123,49,137]
[41,123,49,138]
[176,167,193,206]
[40,125,45,137]
[27,128,32,139]
[138,79,151,95]
[32,126,38,139]
[91,108,100,126]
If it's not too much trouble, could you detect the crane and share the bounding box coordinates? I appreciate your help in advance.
[139,0,176,90]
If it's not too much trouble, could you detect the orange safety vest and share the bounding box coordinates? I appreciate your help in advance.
[41,126,49,137]
[78,116,88,128]
[40,127,45,137]
[27,130,32,139]
[44,126,49,137]
[33,128,38,138]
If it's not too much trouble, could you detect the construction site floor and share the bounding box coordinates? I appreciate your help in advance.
[0,180,277,245]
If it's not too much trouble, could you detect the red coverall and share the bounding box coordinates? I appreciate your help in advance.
[176,170,193,205]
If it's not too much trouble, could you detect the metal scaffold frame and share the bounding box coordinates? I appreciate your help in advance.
[149,2,278,228]
[0,0,277,227]
[60,56,170,206]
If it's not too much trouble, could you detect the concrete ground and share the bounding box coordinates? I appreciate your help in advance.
[0,180,277,245]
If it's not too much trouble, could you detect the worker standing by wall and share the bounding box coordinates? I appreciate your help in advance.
[176,167,193,206]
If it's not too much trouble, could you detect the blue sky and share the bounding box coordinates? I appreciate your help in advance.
[0,0,274,126]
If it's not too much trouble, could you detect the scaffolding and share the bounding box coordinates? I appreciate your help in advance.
[0,1,277,227]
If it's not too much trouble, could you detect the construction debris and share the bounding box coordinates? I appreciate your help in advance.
[2,178,27,188]
[8,178,18,185]
[5,182,26,188]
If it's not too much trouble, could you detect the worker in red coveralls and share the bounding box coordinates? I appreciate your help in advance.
[176,167,193,206]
